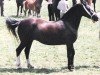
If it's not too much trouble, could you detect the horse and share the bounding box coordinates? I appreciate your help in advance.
[6,4,98,71]
[16,0,25,16]
[23,0,43,17]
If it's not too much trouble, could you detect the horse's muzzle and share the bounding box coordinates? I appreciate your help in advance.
[91,14,99,22]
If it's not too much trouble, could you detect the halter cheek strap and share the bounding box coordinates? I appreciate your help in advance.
[82,4,94,19]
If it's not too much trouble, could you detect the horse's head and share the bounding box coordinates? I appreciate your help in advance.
[61,4,98,22]
[81,3,98,22]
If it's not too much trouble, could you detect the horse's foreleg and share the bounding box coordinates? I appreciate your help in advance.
[24,41,34,69]
[28,9,31,16]
[17,6,19,16]
[67,44,75,71]
[24,9,27,16]
[32,9,35,16]
[20,5,23,16]
[16,42,25,69]
[36,10,41,18]
[36,9,41,18]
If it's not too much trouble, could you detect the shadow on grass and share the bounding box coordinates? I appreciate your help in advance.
[0,65,99,74]
[9,15,27,18]
[75,65,100,70]
[0,68,62,74]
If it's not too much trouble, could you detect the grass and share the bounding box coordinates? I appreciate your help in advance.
[0,0,100,75]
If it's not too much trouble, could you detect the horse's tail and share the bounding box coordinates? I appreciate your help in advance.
[6,17,20,38]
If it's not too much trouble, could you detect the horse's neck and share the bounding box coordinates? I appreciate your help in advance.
[62,7,82,31]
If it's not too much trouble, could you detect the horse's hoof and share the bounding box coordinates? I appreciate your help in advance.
[16,15,18,17]
[37,15,41,18]
[27,64,34,69]
[68,68,74,71]
[68,65,74,71]
[20,13,23,16]
[17,67,22,70]
[16,66,22,70]
[16,63,22,69]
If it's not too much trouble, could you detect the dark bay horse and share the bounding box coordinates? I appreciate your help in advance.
[23,0,43,17]
[16,0,25,16]
[6,4,98,71]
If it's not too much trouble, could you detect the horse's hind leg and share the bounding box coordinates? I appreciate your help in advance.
[16,42,26,69]
[24,40,34,68]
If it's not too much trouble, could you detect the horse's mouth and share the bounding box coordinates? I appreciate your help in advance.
[92,20,97,23]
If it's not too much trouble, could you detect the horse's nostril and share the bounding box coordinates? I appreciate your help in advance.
[92,15,99,21]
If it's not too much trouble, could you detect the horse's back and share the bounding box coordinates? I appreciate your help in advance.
[20,18,65,34]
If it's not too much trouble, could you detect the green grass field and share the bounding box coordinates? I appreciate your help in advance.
[0,0,100,75]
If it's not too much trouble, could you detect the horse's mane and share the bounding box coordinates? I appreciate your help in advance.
[61,4,83,20]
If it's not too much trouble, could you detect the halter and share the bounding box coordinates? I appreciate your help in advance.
[82,3,95,19]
